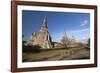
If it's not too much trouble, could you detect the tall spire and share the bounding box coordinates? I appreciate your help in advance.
[71,35,76,44]
[42,16,48,28]
[60,31,69,47]
[40,16,48,32]
[64,31,67,38]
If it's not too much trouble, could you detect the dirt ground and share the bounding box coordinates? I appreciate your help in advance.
[22,47,90,62]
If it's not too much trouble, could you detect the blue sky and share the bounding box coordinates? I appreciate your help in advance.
[22,10,90,43]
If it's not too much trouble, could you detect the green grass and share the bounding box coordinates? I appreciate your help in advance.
[23,49,68,61]
[22,48,90,62]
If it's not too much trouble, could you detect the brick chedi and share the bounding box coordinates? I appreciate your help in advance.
[30,16,53,49]
[25,16,78,49]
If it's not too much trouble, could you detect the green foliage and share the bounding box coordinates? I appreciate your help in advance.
[88,38,90,47]
[22,44,41,53]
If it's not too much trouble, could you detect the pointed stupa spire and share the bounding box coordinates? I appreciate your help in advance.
[62,29,68,39]
[72,35,75,40]
[63,31,67,38]
[60,31,69,47]
[40,16,48,32]
[42,16,48,28]
[71,35,77,43]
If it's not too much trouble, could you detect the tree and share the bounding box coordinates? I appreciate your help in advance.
[60,32,69,48]
[88,38,90,47]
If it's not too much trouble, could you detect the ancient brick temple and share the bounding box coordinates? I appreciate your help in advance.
[29,16,53,49]
[26,16,77,49]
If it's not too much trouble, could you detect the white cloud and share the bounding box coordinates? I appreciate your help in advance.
[80,20,88,26]
[70,28,89,33]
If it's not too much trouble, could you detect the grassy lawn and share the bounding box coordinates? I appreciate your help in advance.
[22,48,90,62]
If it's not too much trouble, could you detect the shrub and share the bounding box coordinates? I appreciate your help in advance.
[22,45,41,53]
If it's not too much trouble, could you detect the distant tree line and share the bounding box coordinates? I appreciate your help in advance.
[88,38,90,47]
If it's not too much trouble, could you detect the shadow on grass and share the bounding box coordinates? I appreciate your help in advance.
[22,45,41,53]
